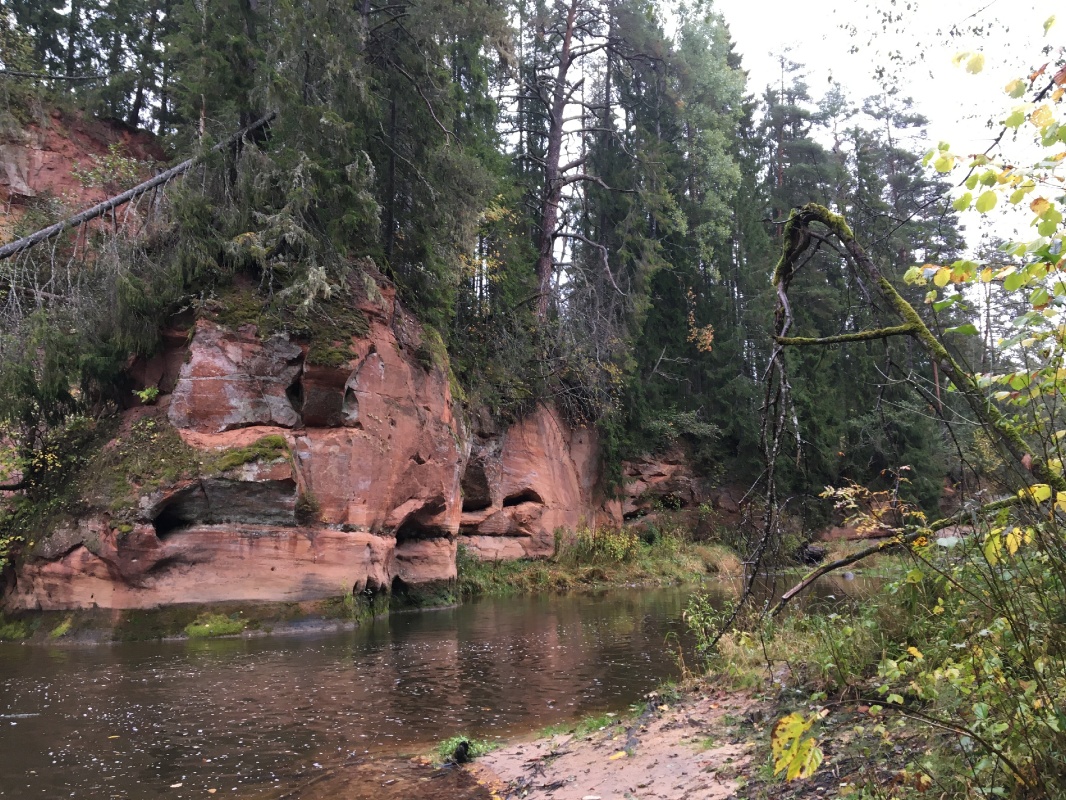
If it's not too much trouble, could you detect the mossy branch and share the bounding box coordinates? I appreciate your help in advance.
[772,203,1065,494]
[774,324,916,347]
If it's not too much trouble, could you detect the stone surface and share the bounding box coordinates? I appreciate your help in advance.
[620,450,703,518]
[459,407,610,560]
[10,522,395,610]
[168,320,304,432]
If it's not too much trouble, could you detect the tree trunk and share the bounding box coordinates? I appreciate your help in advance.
[534,0,580,319]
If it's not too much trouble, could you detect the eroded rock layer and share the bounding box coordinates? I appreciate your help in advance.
[7,279,621,611]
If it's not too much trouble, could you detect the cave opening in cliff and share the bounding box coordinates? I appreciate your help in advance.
[390,575,410,598]
[286,375,304,413]
[394,497,446,543]
[502,489,542,507]
[152,503,191,536]
[461,495,491,513]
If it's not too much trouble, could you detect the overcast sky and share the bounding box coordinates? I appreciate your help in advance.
[715,0,1061,242]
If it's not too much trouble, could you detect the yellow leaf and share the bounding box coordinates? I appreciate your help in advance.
[933,268,952,287]
[907,646,924,660]
[967,53,986,74]
[1006,527,1022,555]
[772,712,824,781]
[1023,483,1053,502]
[1005,78,1027,98]
[980,268,994,283]
[609,751,627,760]
[1031,104,1054,129]
[984,532,1002,566]
[1031,197,1052,216]
[1055,492,1066,513]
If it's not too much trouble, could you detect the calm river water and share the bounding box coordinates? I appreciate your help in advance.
[0,587,715,799]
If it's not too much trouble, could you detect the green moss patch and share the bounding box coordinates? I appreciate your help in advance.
[184,612,246,639]
[210,283,369,368]
[213,434,289,472]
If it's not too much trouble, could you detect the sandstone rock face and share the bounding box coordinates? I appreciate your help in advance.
[10,521,396,610]
[0,111,164,243]
[458,407,611,560]
[620,450,703,518]
[6,278,633,610]
[168,320,304,432]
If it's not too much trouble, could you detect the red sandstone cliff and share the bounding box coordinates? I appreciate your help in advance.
[6,273,629,610]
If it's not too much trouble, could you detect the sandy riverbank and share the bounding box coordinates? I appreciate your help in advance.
[469,685,766,800]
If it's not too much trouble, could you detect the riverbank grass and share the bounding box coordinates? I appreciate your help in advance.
[458,519,741,598]
[432,736,499,765]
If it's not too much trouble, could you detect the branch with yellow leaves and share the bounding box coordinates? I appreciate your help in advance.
[769,495,1024,616]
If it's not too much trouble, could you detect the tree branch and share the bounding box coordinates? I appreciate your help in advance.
[774,324,917,346]
[769,495,1023,616]
[0,112,277,262]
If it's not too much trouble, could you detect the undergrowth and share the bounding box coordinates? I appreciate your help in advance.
[457,516,742,599]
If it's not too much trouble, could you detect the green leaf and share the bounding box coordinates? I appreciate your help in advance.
[946,323,979,336]
[1005,108,1027,128]
[933,154,955,173]
[965,173,980,190]
[953,192,973,211]
[966,53,986,74]
[1006,78,1027,98]
[1003,271,1025,291]
[1045,14,1056,35]
[1031,286,1050,307]
[976,191,998,213]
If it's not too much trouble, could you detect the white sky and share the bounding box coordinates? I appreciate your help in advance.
[717,0,1063,245]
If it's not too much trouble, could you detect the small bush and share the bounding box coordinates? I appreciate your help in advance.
[0,618,30,641]
[432,736,497,765]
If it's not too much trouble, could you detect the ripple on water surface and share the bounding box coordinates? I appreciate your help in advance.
[0,587,710,798]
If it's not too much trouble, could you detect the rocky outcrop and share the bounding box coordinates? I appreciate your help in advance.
[459,407,608,559]
[619,450,703,518]
[1,110,163,243]
[7,278,468,610]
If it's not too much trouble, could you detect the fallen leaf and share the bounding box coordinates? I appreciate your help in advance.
[169,784,183,789]
[609,751,627,760]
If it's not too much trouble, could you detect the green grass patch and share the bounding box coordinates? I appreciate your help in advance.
[184,612,246,639]
[539,712,623,739]
[432,736,499,765]
[48,617,73,639]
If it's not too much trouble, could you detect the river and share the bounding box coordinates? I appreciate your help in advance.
[0,587,720,799]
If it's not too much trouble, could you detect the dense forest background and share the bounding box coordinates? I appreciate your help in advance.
[0,0,974,520]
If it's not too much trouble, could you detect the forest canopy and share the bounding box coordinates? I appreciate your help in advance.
[0,0,969,519]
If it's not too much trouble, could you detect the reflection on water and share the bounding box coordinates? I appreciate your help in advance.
[0,577,878,798]
[0,588,711,799]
